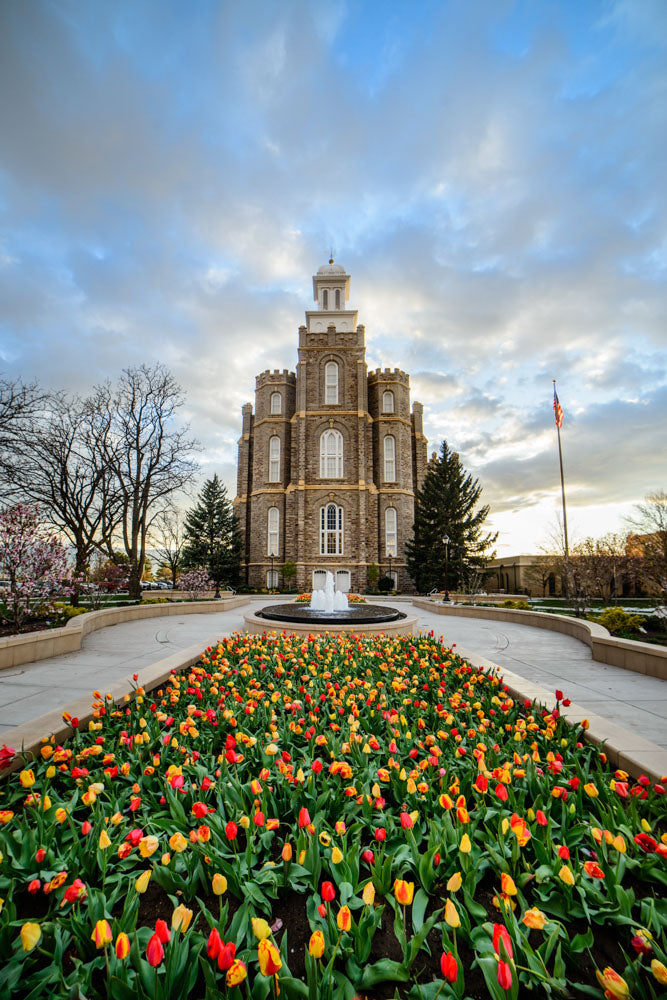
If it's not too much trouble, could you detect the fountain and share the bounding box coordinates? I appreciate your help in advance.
[252,570,410,630]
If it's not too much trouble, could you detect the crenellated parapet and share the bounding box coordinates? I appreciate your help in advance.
[255,369,297,390]
[368,368,410,387]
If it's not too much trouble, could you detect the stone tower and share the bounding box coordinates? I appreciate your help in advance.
[234,261,428,592]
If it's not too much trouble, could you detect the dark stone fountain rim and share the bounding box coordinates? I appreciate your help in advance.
[257,602,406,625]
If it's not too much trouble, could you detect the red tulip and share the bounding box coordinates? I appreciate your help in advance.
[192,801,208,819]
[555,690,563,701]
[298,807,311,828]
[225,821,237,841]
[497,960,513,990]
[146,933,164,967]
[321,881,335,902]
[218,941,236,971]
[634,833,658,853]
[400,811,414,829]
[207,928,222,959]
[374,827,387,842]
[35,848,46,863]
[28,878,41,894]
[441,951,458,982]
[155,919,171,944]
[493,924,513,960]
[362,849,374,865]
[536,810,547,826]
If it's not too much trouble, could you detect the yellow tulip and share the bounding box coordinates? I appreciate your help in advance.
[460,833,471,853]
[139,835,159,858]
[651,960,667,985]
[500,873,517,896]
[212,873,228,895]
[98,829,111,850]
[20,769,35,788]
[595,967,630,1000]
[172,904,193,933]
[446,871,462,892]
[135,869,152,894]
[362,881,376,906]
[558,865,575,885]
[226,960,248,987]
[21,922,42,952]
[251,917,271,940]
[258,937,282,976]
[394,879,414,905]
[444,898,460,928]
[337,905,352,931]
[331,846,343,864]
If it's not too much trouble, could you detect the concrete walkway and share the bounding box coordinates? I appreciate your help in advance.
[0,597,665,763]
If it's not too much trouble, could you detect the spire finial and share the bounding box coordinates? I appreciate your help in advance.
[328,246,335,264]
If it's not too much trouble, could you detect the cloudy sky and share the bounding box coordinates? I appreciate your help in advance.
[1,0,665,556]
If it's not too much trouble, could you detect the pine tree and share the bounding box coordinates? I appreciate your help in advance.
[182,475,242,590]
[406,441,497,593]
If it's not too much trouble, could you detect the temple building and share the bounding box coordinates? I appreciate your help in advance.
[234,260,428,593]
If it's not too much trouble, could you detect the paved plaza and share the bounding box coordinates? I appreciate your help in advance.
[0,598,665,755]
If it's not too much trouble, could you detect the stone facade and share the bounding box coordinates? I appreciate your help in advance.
[234,261,428,592]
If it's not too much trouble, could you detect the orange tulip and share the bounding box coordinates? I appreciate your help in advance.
[500,873,517,896]
[258,938,282,976]
[337,905,351,931]
[309,930,325,958]
[595,967,630,999]
[394,879,414,905]
[115,932,130,959]
[91,919,113,949]
[226,959,247,987]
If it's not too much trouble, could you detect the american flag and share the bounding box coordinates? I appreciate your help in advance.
[553,386,564,428]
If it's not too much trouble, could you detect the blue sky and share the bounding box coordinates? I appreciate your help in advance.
[1,0,665,555]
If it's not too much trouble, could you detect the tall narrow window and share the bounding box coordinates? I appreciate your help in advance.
[384,435,396,481]
[266,569,279,588]
[322,289,329,310]
[320,503,344,555]
[268,436,280,482]
[270,391,281,415]
[335,288,341,309]
[325,361,339,404]
[320,429,343,478]
[382,390,394,413]
[385,507,397,556]
[267,507,279,556]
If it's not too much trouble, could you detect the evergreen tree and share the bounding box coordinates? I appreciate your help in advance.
[406,441,497,593]
[182,475,242,590]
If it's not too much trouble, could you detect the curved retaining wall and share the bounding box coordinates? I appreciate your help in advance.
[0,597,250,671]
[412,599,667,680]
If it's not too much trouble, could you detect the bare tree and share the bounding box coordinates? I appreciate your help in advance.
[9,392,123,599]
[150,509,186,588]
[571,533,629,604]
[93,365,199,600]
[625,490,667,602]
[0,376,45,498]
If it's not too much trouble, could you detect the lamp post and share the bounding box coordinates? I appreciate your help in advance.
[270,552,275,592]
[388,553,393,591]
[442,534,450,600]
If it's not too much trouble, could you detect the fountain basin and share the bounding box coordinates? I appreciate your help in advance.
[244,601,418,637]
[257,603,406,625]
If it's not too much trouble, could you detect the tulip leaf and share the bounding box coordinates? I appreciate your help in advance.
[279,977,310,998]
[568,928,594,953]
[360,958,411,987]
[412,888,429,932]
[110,977,139,1000]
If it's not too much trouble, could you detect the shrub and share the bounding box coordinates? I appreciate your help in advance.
[143,597,169,605]
[377,575,393,593]
[54,603,88,621]
[590,608,646,635]
[500,599,531,610]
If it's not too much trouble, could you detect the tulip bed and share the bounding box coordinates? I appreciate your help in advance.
[1,630,666,1000]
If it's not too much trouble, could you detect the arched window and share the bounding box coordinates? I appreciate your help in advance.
[320,429,343,478]
[268,436,280,482]
[322,289,329,310]
[267,507,279,556]
[325,361,339,404]
[335,288,341,309]
[382,390,394,413]
[266,569,279,588]
[385,507,397,556]
[384,435,396,481]
[320,503,344,555]
[270,391,281,415]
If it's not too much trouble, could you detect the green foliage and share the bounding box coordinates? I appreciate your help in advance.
[406,440,497,593]
[367,562,379,589]
[500,599,531,610]
[182,474,243,588]
[143,597,170,604]
[589,607,647,635]
[282,558,297,587]
[377,575,393,593]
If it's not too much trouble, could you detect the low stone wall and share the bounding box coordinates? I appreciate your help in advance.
[0,597,250,672]
[413,599,667,680]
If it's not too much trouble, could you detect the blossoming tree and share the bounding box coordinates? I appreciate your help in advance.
[0,504,74,631]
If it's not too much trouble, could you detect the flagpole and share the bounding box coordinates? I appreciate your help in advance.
[553,380,570,596]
